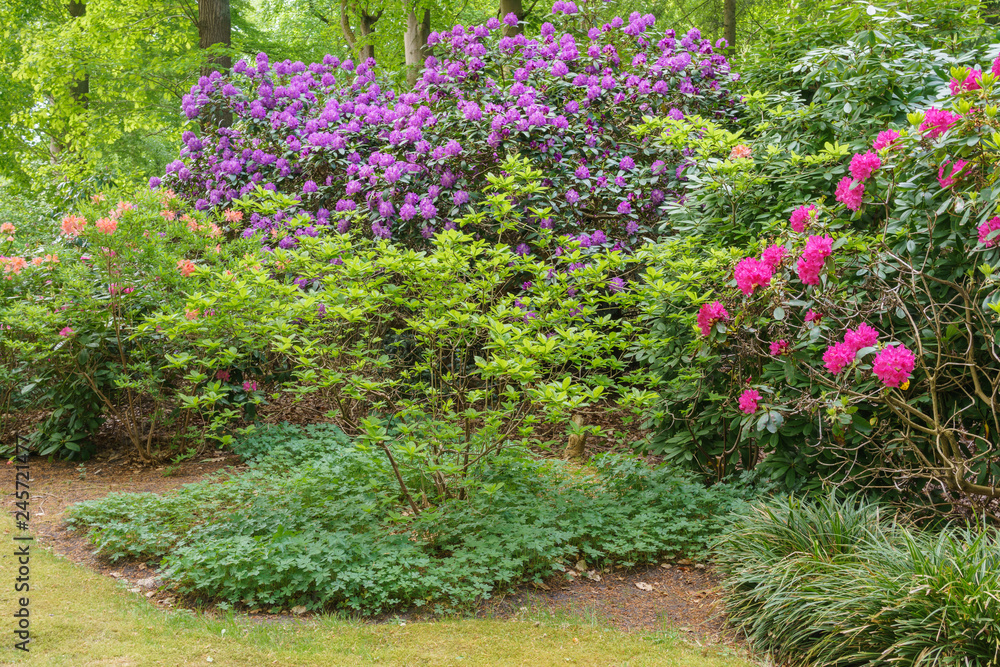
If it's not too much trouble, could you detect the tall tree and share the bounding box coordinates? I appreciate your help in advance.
[403,2,430,85]
[723,0,735,52]
[499,0,523,35]
[339,0,383,62]
[199,0,232,76]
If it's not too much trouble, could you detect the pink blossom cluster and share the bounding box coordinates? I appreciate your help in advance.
[920,108,961,139]
[734,244,786,295]
[789,204,817,233]
[769,339,789,356]
[738,388,761,414]
[796,235,833,285]
[994,53,1000,77]
[697,300,729,336]
[978,216,1000,247]
[823,323,879,374]
[60,215,87,237]
[872,344,915,388]
[948,68,982,95]
[96,217,118,235]
[734,257,772,295]
[805,309,823,324]
[849,151,881,182]
[872,129,900,151]
[835,176,864,211]
[937,159,968,189]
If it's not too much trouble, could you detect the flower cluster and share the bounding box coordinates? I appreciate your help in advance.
[795,235,833,285]
[848,151,881,182]
[978,216,1000,247]
[937,159,967,189]
[822,323,879,374]
[789,204,817,233]
[738,388,761,413]
[920,107,961,139]
[948,68,982,95]
[157,12,738,250]
[734,244,786,295]
[872,344,915,388]
[697,300,729,336]
[872,129,900,151]
[834,176,864,211]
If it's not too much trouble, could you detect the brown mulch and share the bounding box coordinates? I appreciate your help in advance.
[5,436,735,645]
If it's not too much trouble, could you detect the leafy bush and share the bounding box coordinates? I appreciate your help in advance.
[67,426,755,614]
[648,46,1000,503]
[157,10,739,248]
[715,494,1000,665]
[0,188,239,458]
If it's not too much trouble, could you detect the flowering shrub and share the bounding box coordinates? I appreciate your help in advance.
[662,57,1000,505]
[0,189,236,458]
[156,10,738,251]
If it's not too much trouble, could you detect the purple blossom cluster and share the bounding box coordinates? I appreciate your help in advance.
[157,11,738,250]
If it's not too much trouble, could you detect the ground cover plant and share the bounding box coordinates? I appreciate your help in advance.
[0,522,756,666]
[714,494,1000,665]
[66,422,756,614]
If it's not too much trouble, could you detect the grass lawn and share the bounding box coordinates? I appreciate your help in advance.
[0,523,756,666]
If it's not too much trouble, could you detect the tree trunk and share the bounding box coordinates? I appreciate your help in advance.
[499,0,523,36]
[67,0,89,108]
[52,1,89,160]
[723,0,736,53]
[563,414,588,460]
[404,7,431,86]
[358,10,377,62]
[198,0,232,77]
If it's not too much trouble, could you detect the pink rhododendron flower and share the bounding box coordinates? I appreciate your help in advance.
[177,259,196,277]
[835,176,864,211]
[872,130,901,151]
[977,216,1000,247]
[789,205,817,233]
[872,344,915,388]
[844,323,879,354]
[769,339,789,356]
[729,144,752,160]
[184,309,199,320]
[0,223,14,234]
[697,301,730,336]
[849,152,881,181]
[738,389,761,414]
[223,209,244,223]
[761,244,787,269]
[161,210,176,221]
[95,217,118,234]
[937,159,968,189]
[949,69,982,95]
[60,215,87,237]
[823,341,856,374]
[796,235,834,285]
[243,380,258,392]
[993,54,1000,77]
[216,370,231,381]
[805,309,823,324]
[920,108,961,139]
[734,257,773,295]
[187,218,202,232]
[59,327,74,336]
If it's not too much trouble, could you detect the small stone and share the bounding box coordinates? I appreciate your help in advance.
[128,587,141,594]
[145,591,156,598]
[660,563,673,570]
[676,558,693,566]
[575,559,587,572]
[291,605,307,615]
[136,577,162,589]
[635,582,654,591]
[694,563,706,570]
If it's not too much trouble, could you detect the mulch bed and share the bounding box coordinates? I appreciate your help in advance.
[4,437,735,645]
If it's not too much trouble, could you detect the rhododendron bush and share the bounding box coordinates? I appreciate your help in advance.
[652,59,1000,506]
[155,10,738,250]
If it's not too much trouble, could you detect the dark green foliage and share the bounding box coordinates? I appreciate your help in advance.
[67,425,755,613]
[714,494,1000,665]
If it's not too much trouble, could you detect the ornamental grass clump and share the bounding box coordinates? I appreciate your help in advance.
[715,494,1000,665]
[156,9,739,250]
